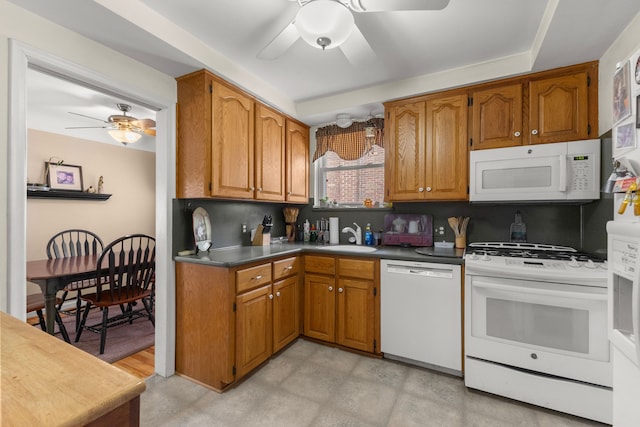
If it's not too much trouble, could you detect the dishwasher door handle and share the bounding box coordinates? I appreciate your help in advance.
[386,265,454,279]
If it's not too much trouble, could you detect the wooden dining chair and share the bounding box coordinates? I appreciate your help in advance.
[75,234,155,355]
[46,229,104,332]
[26,292,71,343]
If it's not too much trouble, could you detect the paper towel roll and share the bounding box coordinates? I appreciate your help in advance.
[329,217,340,244]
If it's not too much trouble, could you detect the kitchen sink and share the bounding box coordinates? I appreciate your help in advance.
[313,245,377,253]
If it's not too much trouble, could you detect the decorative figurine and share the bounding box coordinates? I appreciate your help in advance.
[86,186,96,193]
[97,176,104,194]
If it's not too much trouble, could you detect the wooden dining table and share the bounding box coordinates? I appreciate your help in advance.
[26,255,99,335]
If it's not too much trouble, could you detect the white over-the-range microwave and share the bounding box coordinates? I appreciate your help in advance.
[469,139,601,202]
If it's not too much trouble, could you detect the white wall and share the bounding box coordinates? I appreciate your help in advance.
[26,129,155,261]
[0,0,176,376]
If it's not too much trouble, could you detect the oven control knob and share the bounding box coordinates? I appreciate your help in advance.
[531,353,538,360]
[481,253,490,261]
[469,253,479,260]
[584,260,597,269]
[568,256,580,268]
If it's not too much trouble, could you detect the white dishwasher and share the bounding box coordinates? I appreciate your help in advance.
[381,259,462,376]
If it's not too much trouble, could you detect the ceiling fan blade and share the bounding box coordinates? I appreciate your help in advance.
[143,128,156,136]
[131,118,156,129]
[68,111,109,123]
[349,0,450,12]
[257,22,300,60]
[340,25,376,66]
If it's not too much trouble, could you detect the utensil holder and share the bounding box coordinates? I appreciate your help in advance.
[455,235,466,249]
[252,224,271,246]
[285,222,296,242]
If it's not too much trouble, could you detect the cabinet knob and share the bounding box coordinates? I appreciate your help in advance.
[276,291,281,297]
[418,187,424,192]
[338,287,344,293]
[531,129,538,135]
[257,187,263,192]
[286,266,293,270]
[287,191,292,195]
[514,131,521,137]
[426,187,432,192]
[253,275,262,281]
[328,286,333,292]
[249,186,255,191]
[269,294,274,300]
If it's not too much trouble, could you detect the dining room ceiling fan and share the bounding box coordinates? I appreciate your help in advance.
[66,103,156,145]
[257,0,450,64]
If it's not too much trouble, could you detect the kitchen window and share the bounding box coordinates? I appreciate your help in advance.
[314,147,385,208]
[313,118,385,208]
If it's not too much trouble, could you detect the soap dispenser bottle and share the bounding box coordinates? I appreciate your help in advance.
[364,223,374,246]
[510,211,527,242]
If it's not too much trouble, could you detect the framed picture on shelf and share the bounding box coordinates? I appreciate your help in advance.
[46,162,84,191]
[614,121,636,157]
[613,60,632,125]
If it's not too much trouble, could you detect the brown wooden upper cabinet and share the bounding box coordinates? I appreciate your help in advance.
[384,92,468,202]
[176,69,309,202]
[470,62,597,150]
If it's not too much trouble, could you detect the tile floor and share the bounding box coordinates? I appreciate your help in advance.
[140,339,606,427]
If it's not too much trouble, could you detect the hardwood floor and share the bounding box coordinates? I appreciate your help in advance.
[113,346,155,379]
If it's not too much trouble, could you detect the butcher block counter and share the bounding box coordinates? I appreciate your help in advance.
[0,311,146,427]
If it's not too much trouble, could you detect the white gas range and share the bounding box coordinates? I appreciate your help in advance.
[464,242,611,424]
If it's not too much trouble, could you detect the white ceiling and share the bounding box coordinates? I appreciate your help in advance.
[11,0,640,144]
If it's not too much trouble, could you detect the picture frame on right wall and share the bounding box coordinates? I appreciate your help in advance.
[614,120,636,157]
[614,60,632,125]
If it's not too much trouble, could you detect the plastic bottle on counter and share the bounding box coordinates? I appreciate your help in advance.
[510,211,527,242]
[310,223,317,242]
[364,223,374,246]
[303,219,310,242]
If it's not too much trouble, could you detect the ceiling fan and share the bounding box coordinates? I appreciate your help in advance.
[258,0,450,64]
[66,103,156,145]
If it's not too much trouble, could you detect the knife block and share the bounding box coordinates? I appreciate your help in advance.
[252,224,271,246]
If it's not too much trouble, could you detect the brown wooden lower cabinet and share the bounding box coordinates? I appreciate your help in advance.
[176,256,300,391]
[175,253,380,392]
[304,255,380,354]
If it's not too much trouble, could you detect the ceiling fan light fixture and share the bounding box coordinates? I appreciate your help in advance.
[295,0,354,50]
[336,113,353,128]
[108,129,142,145]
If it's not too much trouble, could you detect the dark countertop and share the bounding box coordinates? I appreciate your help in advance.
[174,242,465,267]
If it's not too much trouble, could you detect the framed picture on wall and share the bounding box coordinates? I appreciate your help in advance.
[614,121,636,157]
[46,162,84,191]
[614,60,632,125]
[637,95,640,128]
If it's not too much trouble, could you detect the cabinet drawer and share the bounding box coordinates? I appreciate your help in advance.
[273,256,299,281]
[304,255,335,275]
[338,258,375,280]
[236,263,272,294]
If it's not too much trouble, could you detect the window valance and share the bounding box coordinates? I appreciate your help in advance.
[313,118,384,162]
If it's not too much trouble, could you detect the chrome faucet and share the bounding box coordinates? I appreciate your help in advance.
[341,222,362,245]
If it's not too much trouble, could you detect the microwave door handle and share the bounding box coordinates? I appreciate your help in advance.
[558,154,567,192]
[472,280,607,301]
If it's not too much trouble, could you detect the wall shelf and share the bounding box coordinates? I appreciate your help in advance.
[27,189,112,201]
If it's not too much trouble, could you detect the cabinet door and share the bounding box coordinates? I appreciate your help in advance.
[286,120,309,203]
[211,81,255,199]
[255,104,285,201]
[528,71,590,145]
[425,93,468,200]
[304,273,336,342]
[236,284,273,379]
[471,83,523,150]
[273,275,299,353]
[385,101,426,201]
[336,278,375,352]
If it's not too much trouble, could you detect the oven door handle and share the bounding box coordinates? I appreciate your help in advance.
[473,281,606,301]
